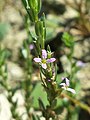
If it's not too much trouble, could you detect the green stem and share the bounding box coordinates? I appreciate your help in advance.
[61,93,90,113]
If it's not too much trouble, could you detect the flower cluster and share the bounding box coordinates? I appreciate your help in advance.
[34,49,56,69]
[60,77,76,94]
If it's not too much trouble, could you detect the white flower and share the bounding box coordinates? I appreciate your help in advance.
[60,78,76,94]
[34,49,56,69]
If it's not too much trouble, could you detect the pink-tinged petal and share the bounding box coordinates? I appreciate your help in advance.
[60,83,66,87]
[29,44,34,50]
[47,58,56,63]
[67,88,76,94]
[42,49,47,59]
[61,77,69,86]
[41,63,47,69]
[34,58,41,63]
[48,79,51,82]
[65,78,70,86]
[76,61,85,67]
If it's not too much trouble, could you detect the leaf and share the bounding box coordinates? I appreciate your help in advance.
[31,82,49,108]
[62,32,74,48]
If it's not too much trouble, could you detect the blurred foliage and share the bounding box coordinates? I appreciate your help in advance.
[0,23,10,40]
[62,32,74,48]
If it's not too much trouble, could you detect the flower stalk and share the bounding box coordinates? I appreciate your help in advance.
[22,0,76,119]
